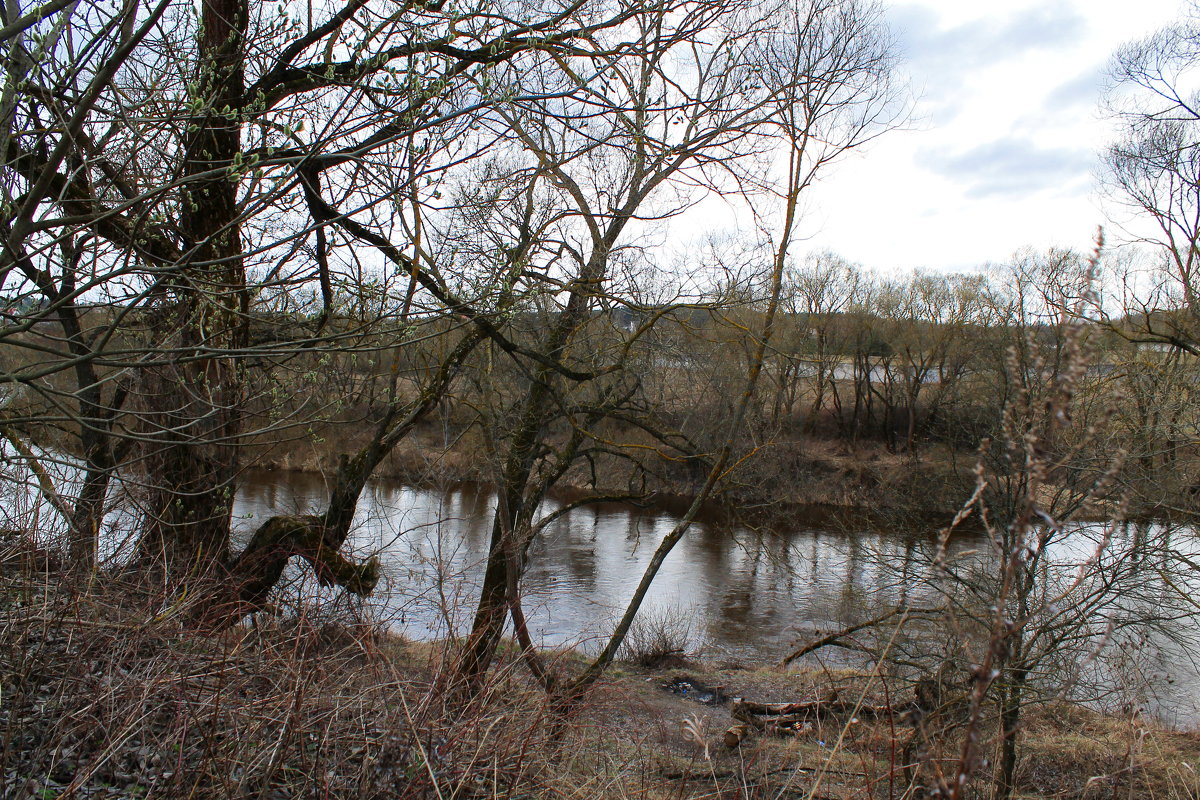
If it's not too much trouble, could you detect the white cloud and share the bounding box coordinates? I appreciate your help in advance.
[918,138,1095,199]
[793,0,1186,272]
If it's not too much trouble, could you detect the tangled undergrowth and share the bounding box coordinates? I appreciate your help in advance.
[0,565,565,799]
[5,539,1200,800]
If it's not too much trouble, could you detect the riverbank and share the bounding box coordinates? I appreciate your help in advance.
[3,559,1197,799]
[245,414,1162,529]
[247,418,986,525]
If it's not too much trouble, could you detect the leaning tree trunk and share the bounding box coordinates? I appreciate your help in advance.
[457,241,614,688]
[202,328,484,627]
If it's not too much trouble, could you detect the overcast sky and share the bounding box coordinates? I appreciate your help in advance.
[788,0,1186,273]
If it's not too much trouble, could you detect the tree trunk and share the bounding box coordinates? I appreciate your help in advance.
[458,243,612,688]
[211,329,482,624]
[458,408,548,686]
[58,277,122,575]
[996,665,1028,800]
[137,0,249,591]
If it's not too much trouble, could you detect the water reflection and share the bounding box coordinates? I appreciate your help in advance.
[231,470,1200,727]
[234,470,952,661]
[6,455,1196,725]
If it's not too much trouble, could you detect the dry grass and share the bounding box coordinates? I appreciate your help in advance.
[617,605,695,669]
[4,544,1200,800]
[0,563,568,799]
[568,659,1200,800]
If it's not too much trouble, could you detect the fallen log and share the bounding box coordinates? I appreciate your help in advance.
[721,666,962,749]
[731,696,902,724]
[725,694,912,747]
[723,723,752,748]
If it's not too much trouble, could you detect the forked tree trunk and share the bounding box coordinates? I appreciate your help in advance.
[458,384,557,686]
[457,243,613,688]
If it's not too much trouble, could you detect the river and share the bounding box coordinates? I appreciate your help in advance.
[235,470,956,659]
[5,458,1194,726]
[233,469,1200,727]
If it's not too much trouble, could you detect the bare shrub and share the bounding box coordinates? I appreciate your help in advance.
[617,604,695,668]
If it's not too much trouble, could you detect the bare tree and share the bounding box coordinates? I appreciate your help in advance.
[1103,3,1200,351]
[452,0,812,685]
[563,0,902,694]
[0,0,669,616]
